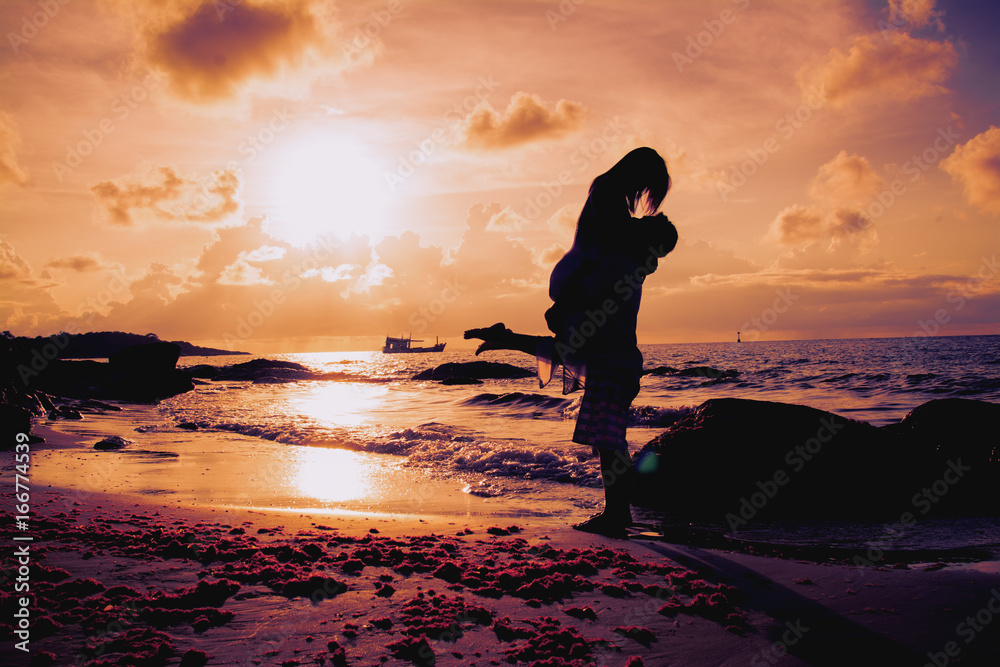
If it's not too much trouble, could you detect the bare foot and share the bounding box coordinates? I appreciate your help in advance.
[572,511,632,539]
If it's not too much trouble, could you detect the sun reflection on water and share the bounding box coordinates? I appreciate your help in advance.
[286,381,390,429]
[293,447,374,503]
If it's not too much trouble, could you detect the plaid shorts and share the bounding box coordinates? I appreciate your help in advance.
[572,371,640,451]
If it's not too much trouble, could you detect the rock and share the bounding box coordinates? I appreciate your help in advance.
[632,398,907,519]
[186,364,221,379]
[441,377,483,385]
[882,398,1000,464]
[633,397,1000,520]
[109,342,181,375]
[0,404,34,447]
[413,361,534,382]
[213,359,314,383]
[48,405,83,420]
[95,435,132,450]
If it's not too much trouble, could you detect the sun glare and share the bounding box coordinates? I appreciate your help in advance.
[265,132,390,246]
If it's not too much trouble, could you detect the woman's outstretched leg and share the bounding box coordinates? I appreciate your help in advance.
[464,323,546,357]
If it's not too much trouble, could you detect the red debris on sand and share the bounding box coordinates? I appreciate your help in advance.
[387,634,435,666]
[398,592,494,640]
[178,649,210,667]
[29,651,56,667]
[279,574,349,600]
[148,578,241,608]
[600,584,630,598]
[504,616,593,666]
[83,627,175,666]
[657,585,751,634]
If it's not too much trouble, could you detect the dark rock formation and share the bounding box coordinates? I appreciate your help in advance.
[95,435,132,450]
[211,359,314,383]
[110,342,180,375]
[48,406,82,420]
[413,361,534,382]
[0,403,35,444]
[441,377,483,385]
[632,397,999,521]
[17,343,193,402]
[882,398,1000,464]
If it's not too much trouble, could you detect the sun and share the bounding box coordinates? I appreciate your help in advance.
[264,131,390,246]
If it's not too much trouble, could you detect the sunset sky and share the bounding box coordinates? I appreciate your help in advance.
[1,0,998,353]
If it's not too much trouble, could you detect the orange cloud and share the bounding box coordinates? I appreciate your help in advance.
[0,112,28,187]
[809,150,885,204]
[769,205,826,245]
[459,92,585,150]
[0,239,32,280]
[91,166,242,226]
[799,31,957,105]
[768,205,876,251]
[940,126,1000,214]
[887,0,943,30]
[44,253,109,272]
[147,0,324,103]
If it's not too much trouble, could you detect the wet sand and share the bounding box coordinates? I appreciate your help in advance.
[3,424,1000,666]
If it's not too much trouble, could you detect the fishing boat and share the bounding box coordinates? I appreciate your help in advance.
[382,334,445,354]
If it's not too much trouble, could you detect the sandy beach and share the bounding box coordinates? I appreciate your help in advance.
[3,421,999,667]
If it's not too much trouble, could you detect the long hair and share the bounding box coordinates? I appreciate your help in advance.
[573,147,670,250]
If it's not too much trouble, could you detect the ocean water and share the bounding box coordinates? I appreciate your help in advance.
[44,335,1000,557]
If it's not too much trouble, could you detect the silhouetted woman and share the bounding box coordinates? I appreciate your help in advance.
[466,147,677,537]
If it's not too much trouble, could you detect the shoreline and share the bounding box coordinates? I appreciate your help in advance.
[7,481,1000,666]
[4,420,1000,665]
